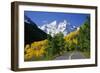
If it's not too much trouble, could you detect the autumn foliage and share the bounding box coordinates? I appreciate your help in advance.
[24,40,48,61]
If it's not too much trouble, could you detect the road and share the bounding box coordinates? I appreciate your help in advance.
[54,51,87,60]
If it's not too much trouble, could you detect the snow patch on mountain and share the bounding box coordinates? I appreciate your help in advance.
[39,20,76,37]
[39,20,69,37]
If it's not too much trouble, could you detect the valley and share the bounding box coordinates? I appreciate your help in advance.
[24,15,90,61]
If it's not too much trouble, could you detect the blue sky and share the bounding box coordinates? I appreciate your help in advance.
[24,11,90,27]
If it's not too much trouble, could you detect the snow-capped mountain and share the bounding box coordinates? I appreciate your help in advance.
[39,20,77,37]
[24,15,78,37]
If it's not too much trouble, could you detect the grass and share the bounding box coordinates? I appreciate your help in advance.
[82,51,90,58]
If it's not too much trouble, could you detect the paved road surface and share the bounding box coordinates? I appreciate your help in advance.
[70,51,86,59]
[54,51,87,60]
[54,53,70,60]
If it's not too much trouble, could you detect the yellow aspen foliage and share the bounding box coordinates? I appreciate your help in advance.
[24,51,33,60]
[73,39,78,45]
[32,47,45,57]
[31,39,48,58]
[24,39,48,60]
[24,44,34,60]
[64,30,79,44]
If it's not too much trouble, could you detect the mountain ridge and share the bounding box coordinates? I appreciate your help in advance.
[24,15,48,45]
[39,20,77,37]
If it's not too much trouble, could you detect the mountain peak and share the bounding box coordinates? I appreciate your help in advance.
[49,20,57,26]
[39,20,74,37]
